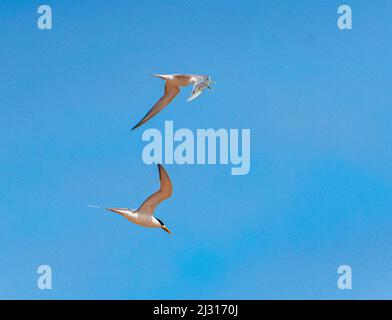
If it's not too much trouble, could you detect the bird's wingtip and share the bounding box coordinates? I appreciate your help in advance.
[131,123,140,131]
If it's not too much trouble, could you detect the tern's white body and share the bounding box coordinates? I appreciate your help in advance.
[106,208,162,228]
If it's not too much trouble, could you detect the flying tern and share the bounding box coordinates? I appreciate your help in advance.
[106,164,173,234]
[131,74,215,130]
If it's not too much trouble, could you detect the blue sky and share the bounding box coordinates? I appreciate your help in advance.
[1,0,392,299]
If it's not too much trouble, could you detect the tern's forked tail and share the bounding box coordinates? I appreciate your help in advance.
[86,204,102,209]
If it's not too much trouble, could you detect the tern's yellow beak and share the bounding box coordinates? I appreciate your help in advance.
[162,226,172,234]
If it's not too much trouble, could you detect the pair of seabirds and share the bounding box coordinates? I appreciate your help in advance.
[100,74,215,235]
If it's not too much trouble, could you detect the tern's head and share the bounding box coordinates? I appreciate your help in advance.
[156,218,172,234]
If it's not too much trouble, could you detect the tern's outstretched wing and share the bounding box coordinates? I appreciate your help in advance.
[132,83,180,130]
[187,77,210,102]
[136,164,173,216]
